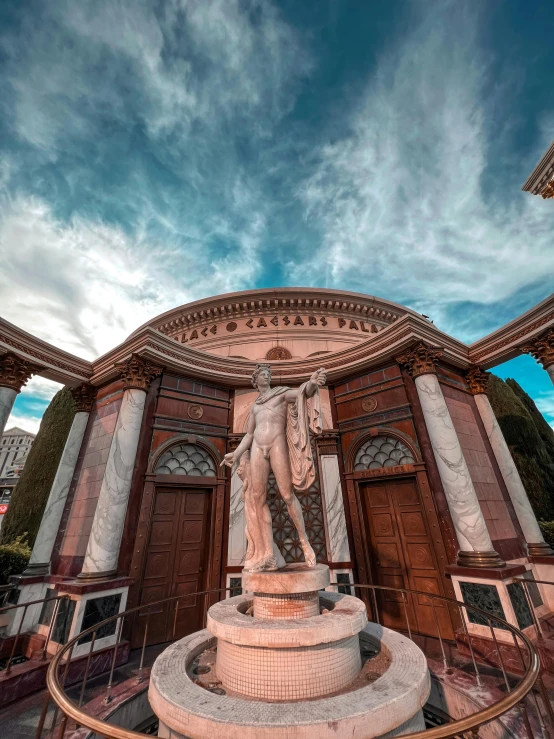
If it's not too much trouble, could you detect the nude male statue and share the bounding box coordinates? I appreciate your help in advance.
[222,364,327,572]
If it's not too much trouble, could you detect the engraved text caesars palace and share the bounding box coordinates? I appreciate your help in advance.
[177,315,382,342]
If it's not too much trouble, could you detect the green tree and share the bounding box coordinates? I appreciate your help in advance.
[0,387,75,548]
[487,374,554,521]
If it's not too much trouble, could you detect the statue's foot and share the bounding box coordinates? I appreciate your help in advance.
[249,554,278,572]
[302,542,317,568]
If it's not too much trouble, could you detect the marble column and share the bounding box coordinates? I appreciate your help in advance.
[0,352,40,436]
[396,343,504,568]
[466,366,554,557]
[520,328,554,387]
[24,384,97,574]
[79,355,162,579]
[320,454,351,562]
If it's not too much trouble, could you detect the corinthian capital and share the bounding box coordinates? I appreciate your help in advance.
[520,329,554,370]
[0,352,41,392]
[70,383,97,413]
[541,178,554,199]
[465,365,490,395]
[395,341,443,378]
[116,353,163,391]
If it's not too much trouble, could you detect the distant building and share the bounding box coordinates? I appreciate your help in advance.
[0,427,35,529]
[522,140,554,199]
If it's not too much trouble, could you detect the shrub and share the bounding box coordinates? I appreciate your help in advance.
[0,535,31,584]
[0,387,75,548]
[539,521,554,551]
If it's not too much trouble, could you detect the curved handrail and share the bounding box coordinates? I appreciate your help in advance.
[45,583,541,739]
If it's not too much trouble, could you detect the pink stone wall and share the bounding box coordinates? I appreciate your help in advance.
[441,388,521,557]
[53,387,123,576]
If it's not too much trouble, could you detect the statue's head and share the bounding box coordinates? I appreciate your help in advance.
[251,363,271,390]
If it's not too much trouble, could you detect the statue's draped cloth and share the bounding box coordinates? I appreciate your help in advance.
[255,382,322,491]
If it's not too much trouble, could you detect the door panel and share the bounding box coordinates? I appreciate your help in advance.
[361,477,453,638]
[133,486,211,647]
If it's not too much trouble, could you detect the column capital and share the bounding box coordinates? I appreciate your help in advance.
[541,177,554,199]
[0,352,41,392]
[395,341,443,378]
[70,383,97,413]
[520,328,554,370]
[116,353,163,391]
[465,365,490,395]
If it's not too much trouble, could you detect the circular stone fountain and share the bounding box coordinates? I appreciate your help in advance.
[149,565,430,739]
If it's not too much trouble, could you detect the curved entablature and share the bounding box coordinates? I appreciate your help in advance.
[127,287,422,363]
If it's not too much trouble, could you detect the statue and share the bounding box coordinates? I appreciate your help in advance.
[222,364,327,572]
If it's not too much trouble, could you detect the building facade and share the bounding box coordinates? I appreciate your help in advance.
[0,426,35,530]
[1,287,554,659]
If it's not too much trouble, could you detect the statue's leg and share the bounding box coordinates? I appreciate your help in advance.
[249,442,276,568]
[270,439,316,568]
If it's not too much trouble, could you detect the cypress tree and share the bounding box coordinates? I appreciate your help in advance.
[0,387,75,548]
[487,374,554,521]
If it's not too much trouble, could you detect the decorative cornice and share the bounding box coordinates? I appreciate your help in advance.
[0,352,41,392]
[395,341,443,378]
[469,293,554,367]
[541,177,554,199]
[116,353,163,391]
[520,328,554,369]
[465,366,490,395]
[70,383,98,413]
[522,140,554,194]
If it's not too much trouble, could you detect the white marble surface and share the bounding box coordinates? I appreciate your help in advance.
[227,469,247,567]
[0,386,18,438]
[547,363,554,386]
[474,393,545,546]
[320,454,351,563]
[5,581,46,636]
[415,374,493,553]
[29,411,90,568]
[80,388,146,576]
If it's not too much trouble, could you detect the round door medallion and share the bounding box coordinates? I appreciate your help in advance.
[361,396,378,413]
[187,404,204,420]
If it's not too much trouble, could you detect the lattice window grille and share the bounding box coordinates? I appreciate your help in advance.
[155,443,216,476]
[354,436,415,471]
[268,445,327,564]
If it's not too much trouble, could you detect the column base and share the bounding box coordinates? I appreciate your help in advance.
[527,542,554,557]
[456,550,505,568]
[21,562,50,576]
[77,569,117,581]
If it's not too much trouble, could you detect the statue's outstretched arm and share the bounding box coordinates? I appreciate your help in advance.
[305,367,327,398]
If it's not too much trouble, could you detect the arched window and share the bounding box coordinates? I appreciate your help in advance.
[354,436,415,471]
[154,443,216,476]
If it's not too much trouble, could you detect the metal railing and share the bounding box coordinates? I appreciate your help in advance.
[514,576,554,642]
[37,582,550,739]
[0,593,69,675]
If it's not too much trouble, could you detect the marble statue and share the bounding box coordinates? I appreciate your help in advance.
[222,364,326,572]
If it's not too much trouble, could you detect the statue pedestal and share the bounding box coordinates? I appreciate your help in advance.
[149,564,431,738]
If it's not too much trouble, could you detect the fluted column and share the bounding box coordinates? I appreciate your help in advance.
[396,343,504,568]
[79,355,162,579]
[466,366,554,557]
[0,353,40,436]
[24,384,97,575]
[520,329,554,386]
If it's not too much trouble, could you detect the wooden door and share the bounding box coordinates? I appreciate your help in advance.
[134,486,211,647]
[361,477,453,639]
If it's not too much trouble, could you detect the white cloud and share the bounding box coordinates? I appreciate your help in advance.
[4,413,42,436]
[294,3,554,336]
[0,193,264,357]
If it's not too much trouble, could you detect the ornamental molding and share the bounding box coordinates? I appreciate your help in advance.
[0,352,41,392]
[0,317,92,385]
[541,178,554,200]
[522,140,554,195]
[90,317,470,388]
[70,383,98,413]
[128,287,417,339]
[395,341,443,378]
[465,366,489,395]
[469,293,554,367]
[116,353,163,391]
[519,328,554,369]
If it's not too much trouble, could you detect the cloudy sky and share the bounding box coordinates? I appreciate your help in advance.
[1,0,553,434]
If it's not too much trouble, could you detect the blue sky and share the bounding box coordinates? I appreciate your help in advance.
[0,0,553,434]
